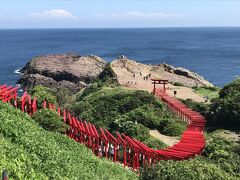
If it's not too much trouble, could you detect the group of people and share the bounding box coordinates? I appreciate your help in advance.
[127,72,152,85]
[98,142,116,160]
[126,81,137,85]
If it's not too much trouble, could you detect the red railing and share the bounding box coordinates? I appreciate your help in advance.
[0,84,206,172]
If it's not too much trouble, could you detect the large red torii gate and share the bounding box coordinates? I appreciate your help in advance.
[151,79,168,95]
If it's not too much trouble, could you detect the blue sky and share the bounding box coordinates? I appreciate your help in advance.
[1,0,240,28]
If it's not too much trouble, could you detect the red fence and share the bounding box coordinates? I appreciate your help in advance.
[0,84,206,171]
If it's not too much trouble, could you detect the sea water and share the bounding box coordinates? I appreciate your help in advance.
[0,27,240,87]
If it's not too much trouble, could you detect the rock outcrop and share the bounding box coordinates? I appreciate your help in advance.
[111,57,213,87]
[17,53,107,92]
[17,53,213,93]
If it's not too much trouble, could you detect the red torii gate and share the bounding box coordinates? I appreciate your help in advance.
[0,83,207,172]
[0,85,18,105]
[151,79,168,95]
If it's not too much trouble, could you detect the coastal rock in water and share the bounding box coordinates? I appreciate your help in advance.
[18,53,107,92]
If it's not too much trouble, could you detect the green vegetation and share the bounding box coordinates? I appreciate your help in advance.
[193,86,220,100]
[140,136,240,180]
[180,99,210,118]
[209,79,240,127]
[30,85,57,108]
[143,136,167,149]
[55,87,76,108]
[76,64,119,101]
[172,82,184,86]
[71,87,185,139]
[0,101,137,180]
[94,63,119,87]
[30,85,75,109]
[32,109,69,133]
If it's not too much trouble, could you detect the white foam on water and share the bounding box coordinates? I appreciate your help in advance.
[14,68,22,74]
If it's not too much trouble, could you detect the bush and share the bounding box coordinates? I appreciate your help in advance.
[140,136,240,179]
[180,99,210,118]
[55,87,75,108]
[30,85,57,108]
[112,119,150,141]
[71,88,183,140]
[209,79,240,127]
[158,119,185,136]
[32,109,68,133]
[173,82,184,86]
[143,136,167,149]
[219,79,240,98]
[140,157,232,180]
[94,63,119,87]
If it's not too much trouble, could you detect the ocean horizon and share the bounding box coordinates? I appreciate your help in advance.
[0,27,240,87]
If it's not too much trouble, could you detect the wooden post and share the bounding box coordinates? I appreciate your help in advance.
[123,146,127,167]
[153,81,156,95]
[114,142,117,162]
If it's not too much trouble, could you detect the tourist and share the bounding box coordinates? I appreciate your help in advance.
[110,144,114,160]
[174,90,177,97]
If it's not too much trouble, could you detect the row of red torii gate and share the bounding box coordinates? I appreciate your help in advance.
[0,79,206,171]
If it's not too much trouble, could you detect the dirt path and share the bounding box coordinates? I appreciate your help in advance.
[150,130,179,146]
[113,64,205,102]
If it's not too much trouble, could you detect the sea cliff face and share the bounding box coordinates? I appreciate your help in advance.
[17,54,213,92]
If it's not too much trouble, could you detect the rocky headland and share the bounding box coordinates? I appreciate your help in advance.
[17,53,107,92]
[17,53,213,93]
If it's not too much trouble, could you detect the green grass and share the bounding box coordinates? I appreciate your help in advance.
[0,101,137,180]
[193,87,220,100]
[71,87,186,138]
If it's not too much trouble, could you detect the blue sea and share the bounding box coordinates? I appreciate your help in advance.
[0,28,240,87]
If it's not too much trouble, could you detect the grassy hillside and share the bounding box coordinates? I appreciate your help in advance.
[71,87,185,147]
[0,101,137,180]
[193,86,220,100]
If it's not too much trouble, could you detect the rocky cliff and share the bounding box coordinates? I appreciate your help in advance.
[17,54,213,92]
[111,57,214,87]
[17,53,107,92]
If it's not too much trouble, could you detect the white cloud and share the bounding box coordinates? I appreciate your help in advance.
[28,9,77,19]
[93,11,187,20]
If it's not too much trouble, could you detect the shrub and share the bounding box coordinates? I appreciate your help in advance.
[180,99,210,117]
[209,79,240,127]
[55,87,75,108]
[140,157,232,180]
[140,136,240,180]
[113,118,150,141]
[30,85,57,108]
[71,88,183,140]
[32,109,68,133]
[173,82,184,86]
[94,63,119,87]
[219,79,240,98]
[158,119,185,136]
[143,136,167,149]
